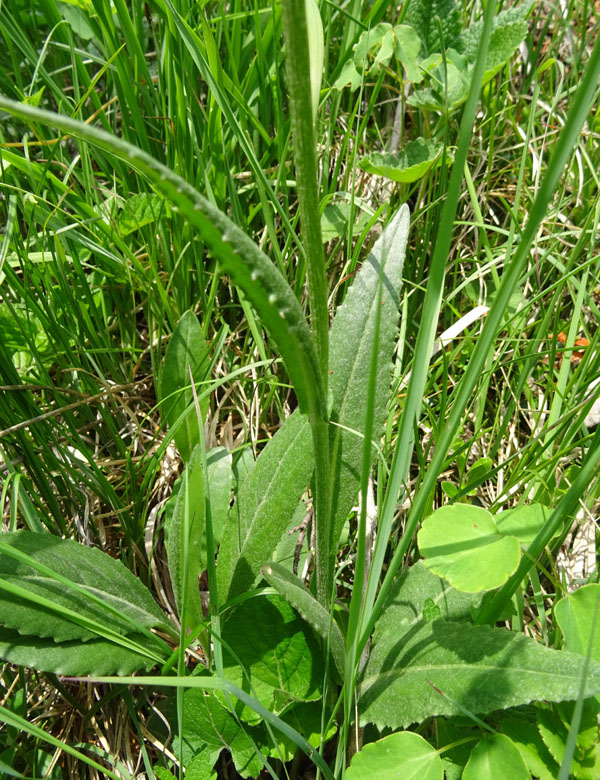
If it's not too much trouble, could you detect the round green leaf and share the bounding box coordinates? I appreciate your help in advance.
[555,584,600,662]
[496,504,553,548]
[463,734,529,780]
[418,505,521,592]
[358,138,443,183]
[345,731,443,780]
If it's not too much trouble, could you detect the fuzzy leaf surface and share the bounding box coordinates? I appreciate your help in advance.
[0,531,169,642]
[218,206,410,602]
[174,689,263,778]
[160,310,210,462]
[220,594,323,720]
[404,0,462,55]
[360,617,600,729]
[262,561,345,678]
[165,446,205,630]
[0,627,156,675]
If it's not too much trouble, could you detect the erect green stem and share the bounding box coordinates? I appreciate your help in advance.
[280,0,331,606]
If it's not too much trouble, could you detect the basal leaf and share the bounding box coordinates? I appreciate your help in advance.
[404,0,462,55]
[0,531,169,643]
[262,561,346,678]
[220,594,324,719]
[462,734,529,780]
[345,731,443,780]
[165,446,205,630]
[358,139,443,183]
[116,192,163,235]
[218,206,410,602]
[418,504,521,592]
[359,617,600,729]
[174,688,263,778]
[499,712,559,780]
[160,310,211,462]
[216,412,313,602]
[0,627,156,676]
[206,446,233,545]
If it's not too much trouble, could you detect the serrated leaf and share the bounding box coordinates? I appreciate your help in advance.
[217,207,410,602]
[404,0,462,55]
[221,594,323,719]
[216,412,313,602]
[0,531,169,643]
[116,192,163,235]
[262,561,345,678]
[160,310,211,462]
[359,139,444,183]
[359,616,600,729]
[418,504,521,592]
[461,1,533,62]
[0,627,155,676]
[498,712,559,780]
[165,446,205,630]
[463,734,529,780]
[345,731,443,780]
[174,689,263,778]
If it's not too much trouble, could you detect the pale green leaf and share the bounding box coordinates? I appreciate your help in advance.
[305,0,324,121]
[394,25,423,83]
[418,504,521,592]
[463,734,529,780]
[207,446,232,545]
[555,584,600,661]
[495,504,554,549]
[345,731,443,780]
[359,139,443,183]
[320,200,372,242]
[160,310,210,462]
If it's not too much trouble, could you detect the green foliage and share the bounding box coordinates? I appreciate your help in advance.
[345,731,444,780]
[359,566,600,729]
[358,138,444,183]
[160,310,211,462]
[0,0,599,776]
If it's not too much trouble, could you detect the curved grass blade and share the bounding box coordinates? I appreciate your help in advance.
[0,95,326,424]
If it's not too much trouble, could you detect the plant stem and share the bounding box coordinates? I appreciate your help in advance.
[281,0,332,605]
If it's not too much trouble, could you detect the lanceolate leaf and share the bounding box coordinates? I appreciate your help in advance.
[165,446,205,631]
[217,206,410,602]
[160,310,211,462]
[359,568,600,729]
[0,96,326,423]
[0,627,157,676]
[0,531,170,643]
[262,561,346,678]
